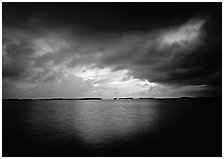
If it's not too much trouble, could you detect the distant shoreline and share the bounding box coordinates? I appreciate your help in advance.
[2,96,221,101]
[2,98,103,101]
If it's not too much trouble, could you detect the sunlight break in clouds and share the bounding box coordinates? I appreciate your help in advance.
[72,65,158,98]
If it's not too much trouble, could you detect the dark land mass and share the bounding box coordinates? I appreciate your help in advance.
[3,98,102,101]
[3,96,220,101]
[139,97,156,99]
[2,97,221,157]
[118,97,134,100]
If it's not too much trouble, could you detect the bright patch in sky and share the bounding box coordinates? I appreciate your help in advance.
[72,65,157,98]
[93,83,99,87]
[74,66,112,81]
[162,18,206,45]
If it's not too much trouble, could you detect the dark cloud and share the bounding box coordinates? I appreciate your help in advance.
[2,3,221,98]
[3,3,220,32]
[3,33,35,79]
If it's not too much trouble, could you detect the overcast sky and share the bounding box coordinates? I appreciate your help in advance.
[3,3,221,98]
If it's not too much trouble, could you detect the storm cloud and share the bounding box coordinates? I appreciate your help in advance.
[2,3,221,98]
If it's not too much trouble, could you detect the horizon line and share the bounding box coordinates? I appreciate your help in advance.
[2,96,221,100]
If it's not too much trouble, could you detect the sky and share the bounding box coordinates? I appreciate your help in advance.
[2,3,222,99]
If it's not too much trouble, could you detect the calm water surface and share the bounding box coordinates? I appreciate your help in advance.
[3,98,221,156]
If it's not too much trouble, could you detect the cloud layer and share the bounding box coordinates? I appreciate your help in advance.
[3,3,221,98]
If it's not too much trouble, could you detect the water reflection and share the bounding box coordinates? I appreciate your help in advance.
[72,100,159,146]
[23,100,159,146]
[3,98,221,156]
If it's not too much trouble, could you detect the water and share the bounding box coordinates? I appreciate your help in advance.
[3,98,221,156]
